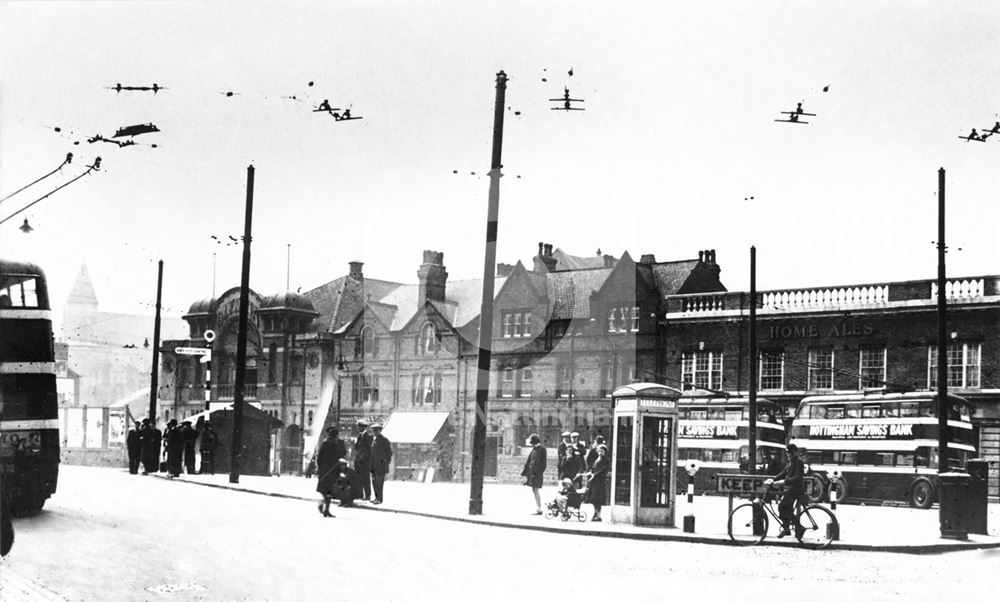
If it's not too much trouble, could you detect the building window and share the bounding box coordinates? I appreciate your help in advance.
[759,352,784,391]
[267,343,277,383]
[418,323,440,355]
[859,348,886,389]
[557,364,573,398]
[808,348,834,391]
[352,373,380,405]
[681,351,723,391]
[361,326,378,357]
[412,370,442,405]
[502,311,532,338]
[500,367,515,398]
[307,410,314,426]
[928,343,981,389]
[607,305,638,333]
[519,367,533,398]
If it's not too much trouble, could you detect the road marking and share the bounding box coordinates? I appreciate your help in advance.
[0,566,68,601]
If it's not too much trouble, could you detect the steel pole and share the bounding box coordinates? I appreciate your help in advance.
[469,71,507,515]
[748,247,757,475]
[937,167,948,475]
[230,165,255,484]
[148,260,163,422]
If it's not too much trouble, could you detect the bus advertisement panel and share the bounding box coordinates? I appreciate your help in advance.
[0,260,59,514]
[789,392,976,509]
[676,396,787,493]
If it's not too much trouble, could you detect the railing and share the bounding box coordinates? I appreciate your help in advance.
[681,294,727,312]
[930,278,985,300]
[761,285,888,310]
[216,384,258,399]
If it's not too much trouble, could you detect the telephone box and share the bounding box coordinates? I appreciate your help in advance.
[610,383,681,527]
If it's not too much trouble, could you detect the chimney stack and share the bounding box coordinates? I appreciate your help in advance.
[534,241,558,272]
[496,263,514,277]
[640,254,656,264]
[417,250,448,305]
[349,261,364,281]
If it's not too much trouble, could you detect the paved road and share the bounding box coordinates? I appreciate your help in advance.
[0,466,994,601]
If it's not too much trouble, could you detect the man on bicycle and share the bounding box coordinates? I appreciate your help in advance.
[766,443,805,538]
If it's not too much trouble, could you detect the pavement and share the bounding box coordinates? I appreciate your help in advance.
[152,470,1000,553]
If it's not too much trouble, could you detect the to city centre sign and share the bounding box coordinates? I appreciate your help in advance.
[174,347,211,356]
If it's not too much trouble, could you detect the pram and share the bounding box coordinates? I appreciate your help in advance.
[545,475,589,522]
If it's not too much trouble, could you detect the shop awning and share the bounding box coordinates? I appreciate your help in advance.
[381,411,450,444]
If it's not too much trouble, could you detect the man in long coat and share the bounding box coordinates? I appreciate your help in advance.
[181,421,199,474]
[369,424,392,505]
[353,420,374,501]
[140,419,161,474]
[126,421,142,474]
[164,419,184,478]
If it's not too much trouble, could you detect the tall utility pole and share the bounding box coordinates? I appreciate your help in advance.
[148,260,163,422]
[469,70,507,516]
[747,246,757,475]
[936,167,948,472]
[230,165,255,484]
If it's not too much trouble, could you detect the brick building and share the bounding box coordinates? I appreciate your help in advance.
[663,276,1000,497]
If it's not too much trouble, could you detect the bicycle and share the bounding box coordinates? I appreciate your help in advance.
[727,483,839,549]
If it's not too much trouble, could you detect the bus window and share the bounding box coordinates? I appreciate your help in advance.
[900,402,919,417]
[895,452,914,467]
[915,448,931,468]
[883,403,900,417]
[808,405,826,419]
[708,408,724,421]
[721,449,738,463]
[837,451,857,465]
[807,450,822,464]
[724,409,742,421]
[874,452,894,466]
[857,451,876,466]
[678,409,689,419]
[704,449,721,462]
[689,409,707,420]
[827,406,845,419]
[845,404,862,419]
[1,278,40,308]
[918,402,934,417]
[862,405,880,418]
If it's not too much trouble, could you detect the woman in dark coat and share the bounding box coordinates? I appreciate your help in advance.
[584,444,611,522]
[520,433,547,515]
[559,446,584,482]
[315,427,347,517]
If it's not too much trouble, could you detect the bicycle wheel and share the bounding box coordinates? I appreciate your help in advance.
[576,509,588,522]
[796,504,837,549]
[728,502,769,546]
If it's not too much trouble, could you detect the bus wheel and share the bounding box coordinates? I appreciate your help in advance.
[910,480,934,509]
[829,479,848,504]
[805,475,827,504]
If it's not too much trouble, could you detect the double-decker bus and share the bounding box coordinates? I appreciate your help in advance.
[790,392,976,509]
[675,395,787,493]
[0,260,59,514]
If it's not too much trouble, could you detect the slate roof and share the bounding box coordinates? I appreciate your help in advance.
[547,268,614,319]
[303,276,403,334]
[552,248,613,271]
[651,259,701,295]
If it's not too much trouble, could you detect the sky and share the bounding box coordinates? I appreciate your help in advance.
[2,1,1000,329]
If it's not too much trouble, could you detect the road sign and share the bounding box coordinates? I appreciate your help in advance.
[174,347,211,356]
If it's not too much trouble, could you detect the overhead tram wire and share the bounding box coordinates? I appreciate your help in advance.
[0,153,74,204]
[0,157,101,227]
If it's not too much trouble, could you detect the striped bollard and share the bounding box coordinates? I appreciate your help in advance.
[683,460,700,533]
[827,470,841,541]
